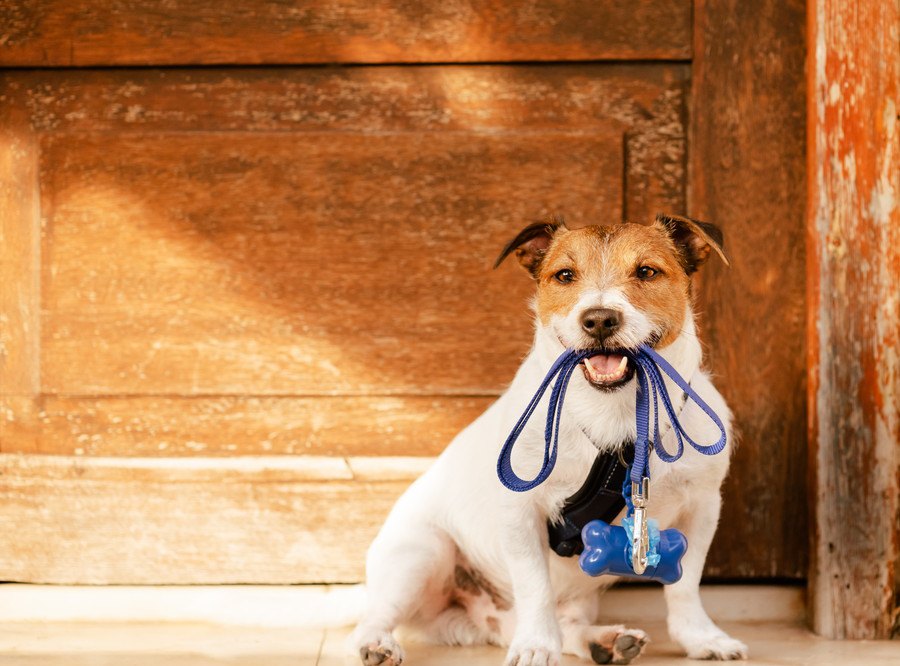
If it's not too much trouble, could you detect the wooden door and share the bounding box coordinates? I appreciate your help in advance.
[0,2,806,584]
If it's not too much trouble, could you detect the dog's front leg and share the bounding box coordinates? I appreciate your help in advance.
[500,509,561,666]
[664,491,748,660]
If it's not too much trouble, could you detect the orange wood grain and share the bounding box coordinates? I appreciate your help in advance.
[807,0,900,640]
[0,1,691,67]
[39,130,621,395]
[0,82,43,455]
[0,453,418,583]
[0,91,40,399]
[1,396,492,457]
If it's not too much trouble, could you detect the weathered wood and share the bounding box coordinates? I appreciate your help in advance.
[0,396,491,457]
[0,1,691,67]
[690,0,808,579]
[1,66,687,224]
[39,130,621,395]
[807,0,900,640]
[0,453,424,583]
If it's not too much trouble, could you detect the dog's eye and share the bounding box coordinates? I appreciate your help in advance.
[636,266,659,280]
[554,269,575,284]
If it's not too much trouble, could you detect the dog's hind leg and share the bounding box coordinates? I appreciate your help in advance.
[349,511,455,666]
[412,604,493,646]
[561,622,648,665]
[558,595,648,664]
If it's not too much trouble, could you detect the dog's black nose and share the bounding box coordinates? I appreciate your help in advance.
[581,308,623,341]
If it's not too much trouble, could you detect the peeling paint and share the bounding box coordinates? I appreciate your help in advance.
[808,0,900,640]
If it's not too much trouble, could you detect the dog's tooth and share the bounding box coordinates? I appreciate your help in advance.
[584,357,631,384]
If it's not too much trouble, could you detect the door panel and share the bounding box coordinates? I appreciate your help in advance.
[39,130,622,395]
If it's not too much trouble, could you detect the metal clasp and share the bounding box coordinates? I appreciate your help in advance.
[631,477,650,574]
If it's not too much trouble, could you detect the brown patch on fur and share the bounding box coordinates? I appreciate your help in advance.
[453,564,511,611]
[453,565,481,595]
[486,616,501,634]
[534,225,600,325]
[534,221,696,348]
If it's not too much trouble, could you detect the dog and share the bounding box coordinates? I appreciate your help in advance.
[350,215,748,665]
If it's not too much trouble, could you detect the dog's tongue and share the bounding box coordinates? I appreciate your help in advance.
[586,353,625,375]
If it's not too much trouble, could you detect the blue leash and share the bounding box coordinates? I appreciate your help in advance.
[496,344,727,502]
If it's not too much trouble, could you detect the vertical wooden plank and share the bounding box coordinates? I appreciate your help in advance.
[0,80,41,453]
[807,0,900,640]
[0,81,40,395]
[690,0,809,578]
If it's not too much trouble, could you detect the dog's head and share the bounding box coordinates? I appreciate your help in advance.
[495,214,728,391]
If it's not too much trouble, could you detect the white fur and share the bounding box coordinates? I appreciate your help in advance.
[350,304,748,665]
[551,288,656,353]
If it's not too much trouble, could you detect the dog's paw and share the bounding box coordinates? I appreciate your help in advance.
[350,628,404,666]
[359,639,404,666]
[587,627,649,665]
[505,635,561,666]
[680,633,747,661]
[504,647,560,666]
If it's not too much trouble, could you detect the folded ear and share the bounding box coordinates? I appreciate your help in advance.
[494,217,566,277]
[655,213,730,273]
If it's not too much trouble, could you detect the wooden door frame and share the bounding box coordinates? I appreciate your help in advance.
[806,0,899,640]
[692,0,899,640]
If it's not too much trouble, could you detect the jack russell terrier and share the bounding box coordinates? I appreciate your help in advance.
[350,215,748,665]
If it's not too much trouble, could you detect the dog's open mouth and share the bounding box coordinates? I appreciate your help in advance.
[581,352,635,391]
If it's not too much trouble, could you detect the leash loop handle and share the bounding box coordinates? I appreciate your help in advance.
[496,349,592,491]
[497,345,727,493]
[628,345,727,484]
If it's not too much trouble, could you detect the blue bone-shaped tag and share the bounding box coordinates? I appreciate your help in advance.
[579,519,688,584]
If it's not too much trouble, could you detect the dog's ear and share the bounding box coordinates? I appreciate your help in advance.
[655,213,730,274]
[494,217,566,278]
